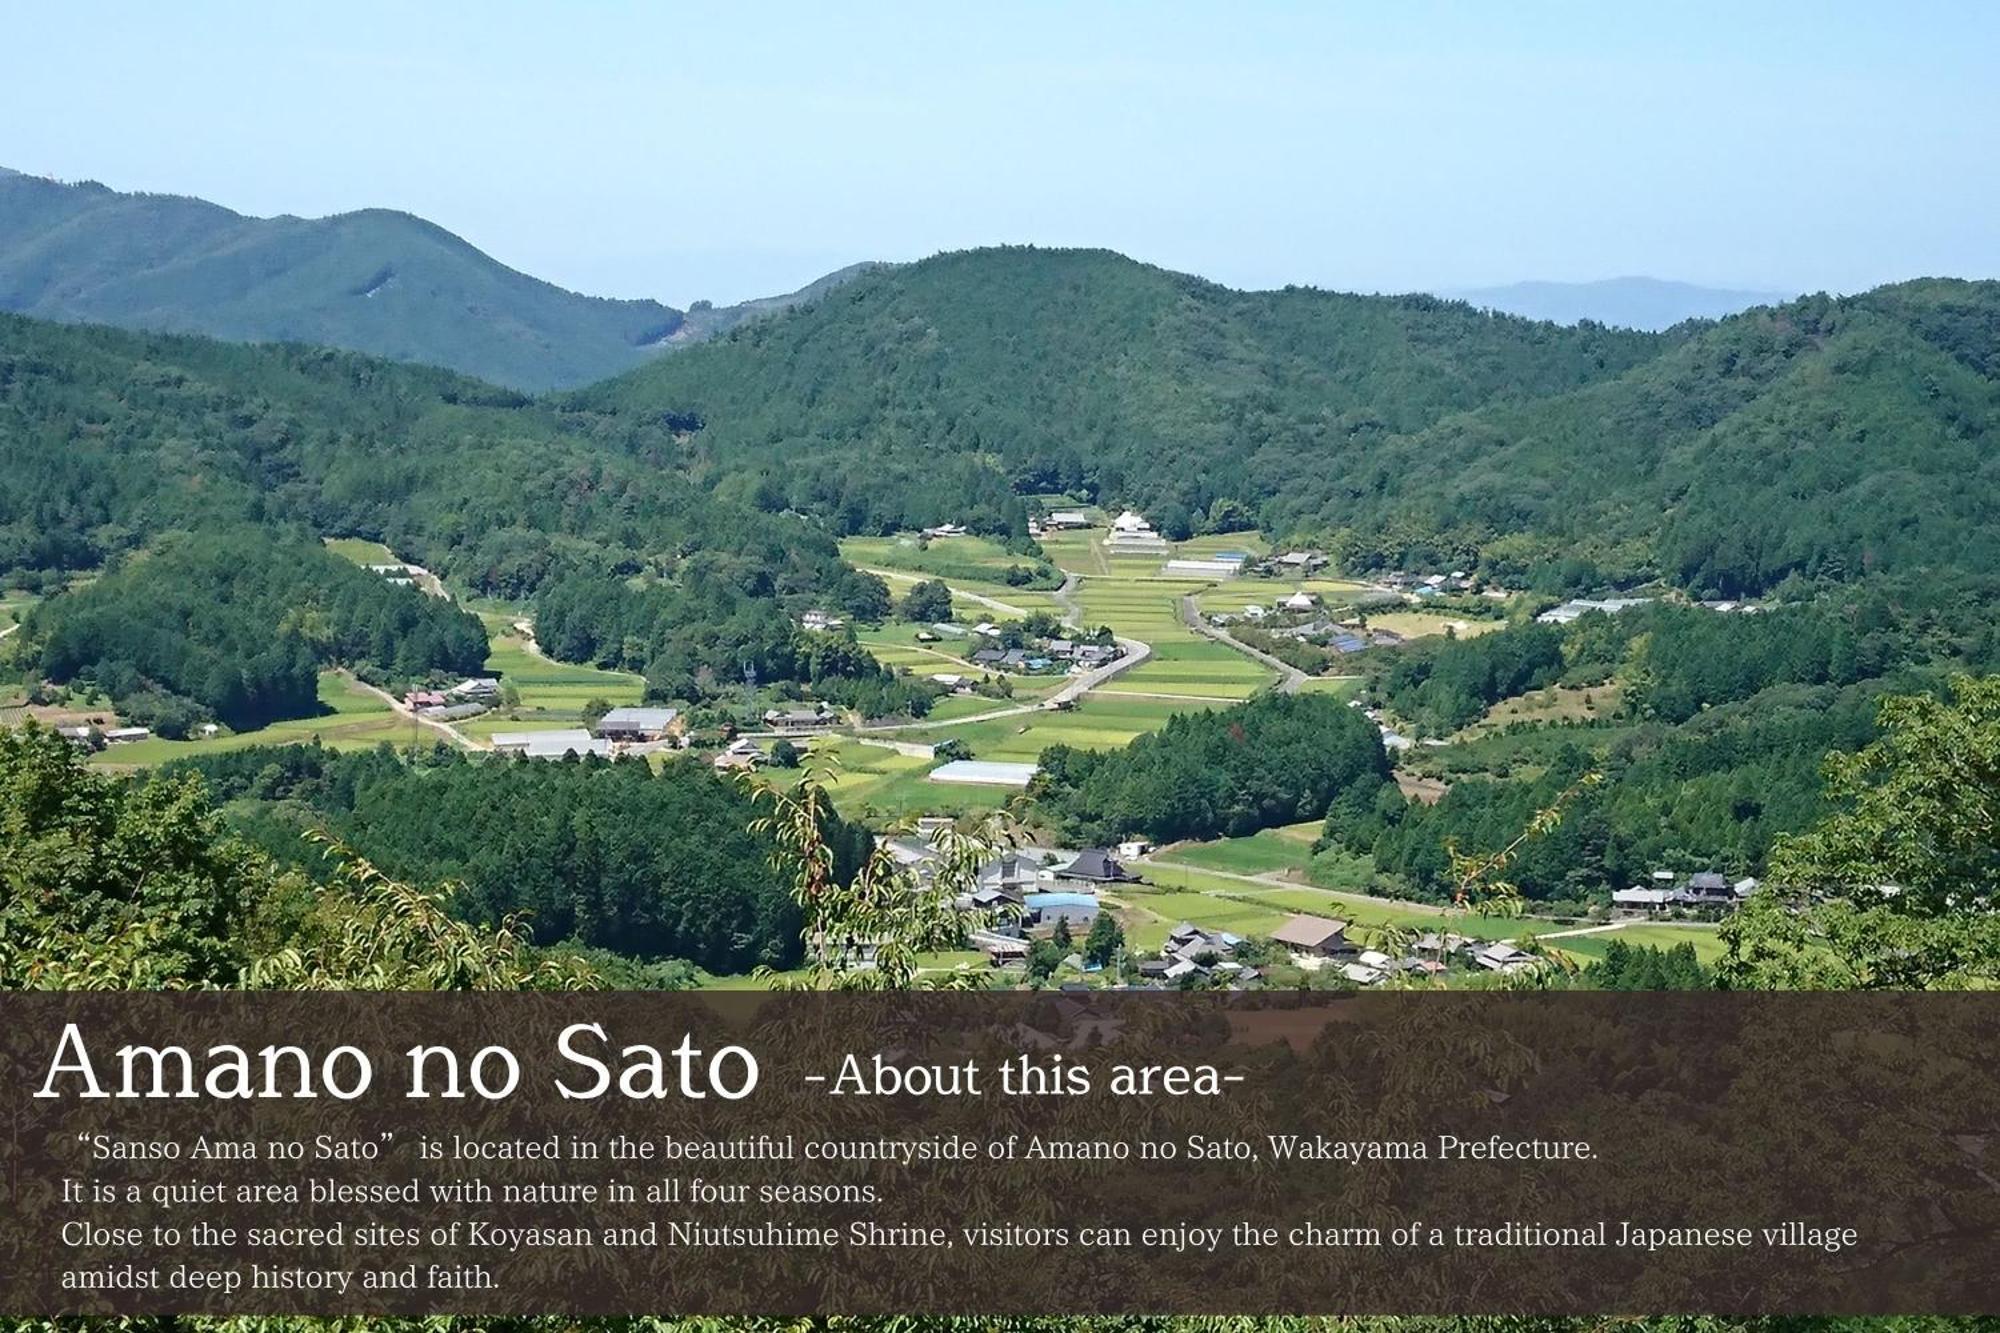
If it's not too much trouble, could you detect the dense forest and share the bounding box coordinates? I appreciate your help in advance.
[164,743,844,974]
[1331,575,2000,905]
[1034,692,1392,845]
[582,250,2000,596]
[15,529,488,733]
[0,311,853,594]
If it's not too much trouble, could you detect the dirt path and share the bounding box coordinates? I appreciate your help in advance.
[340,670,483,751]
[860,568,1030,618]
[1137,857,1457,917]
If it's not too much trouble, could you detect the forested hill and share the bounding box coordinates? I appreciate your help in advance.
[573,246,1672,536]
[577,248,2000,596]
[1311,279,2000,596]
[0,170,865,390]
[0,311,863,607]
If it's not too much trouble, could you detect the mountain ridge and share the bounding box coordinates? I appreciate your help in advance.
[1443,276,1796,330]
[0,169,869,390]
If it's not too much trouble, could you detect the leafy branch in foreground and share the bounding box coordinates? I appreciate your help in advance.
[1720,673,2000,989]
[748,754,1005,991]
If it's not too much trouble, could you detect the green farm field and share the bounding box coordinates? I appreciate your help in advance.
[87,670,419,766]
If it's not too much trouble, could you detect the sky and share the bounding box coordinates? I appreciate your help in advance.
[6,1,1998,306]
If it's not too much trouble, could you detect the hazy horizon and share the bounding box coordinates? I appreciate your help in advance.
[7,2,1996,307]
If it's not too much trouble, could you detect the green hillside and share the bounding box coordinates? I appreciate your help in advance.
[0,170,870,390]
[574,246,1670,537]
[578,248,2000,596]
[0,311,850,594]
[1315,280,2000,596]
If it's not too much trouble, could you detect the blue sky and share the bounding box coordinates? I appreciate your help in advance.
[7,2,1997,305]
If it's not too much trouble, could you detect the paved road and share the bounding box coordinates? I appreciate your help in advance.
[1178,593,1306,693]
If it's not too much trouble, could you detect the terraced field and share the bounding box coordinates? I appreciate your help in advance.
[842,533,1058,588]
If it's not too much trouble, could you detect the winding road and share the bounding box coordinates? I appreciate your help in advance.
[1178,593,1307,693]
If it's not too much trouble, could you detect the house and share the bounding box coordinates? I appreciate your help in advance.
[54,725,99,750]
[1165,923,1242,964]
[1356,949,1395,970]
[1045,510,1093,530]
[102,726,152,745]
[1058,849,1136,884]
[711,737,763,770]
[1683,871,1736,907]
[1025,891,1100,930]
[594,706,682,742]
[970,648,1007,666]
[973,933,1031,966]
[929,672,968,689]
[976,852,1045,901]
[1104,510,1169,552]
[1341,961,1387,986]
[1281,591,1319,612]
[1613,886,1679,912]
[404,689,448,710]
[799,609,846,632]
[1074,643,1116,666]
[972,621,1000,637]
[1270,914,1355,958]
[922,523,968,539]
[1241,604,1268,620]
[449,677,501,701]
[1116,839,1152,860]
[764,706,835,733]
[1471,942,1538,973]
[1733,876,1760,901]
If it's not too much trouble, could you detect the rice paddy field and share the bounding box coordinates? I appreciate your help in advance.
[1547,923,1728,965]
[841,533,1059,588]
[456,616,645,741]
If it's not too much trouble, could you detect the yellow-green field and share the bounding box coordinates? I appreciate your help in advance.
[1366,610,1506,640]
[88,671,418,766]
[322,537,400,566]
[1114,862,1577,955]
[1080,578,1273,701]
[854,563,1064,619]
[1547,923,1728,966]
[0,590,36,631]
[841,534,1051,585]
[457,619,644,740]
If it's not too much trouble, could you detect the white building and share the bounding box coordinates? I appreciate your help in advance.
[1104,510,1169,553]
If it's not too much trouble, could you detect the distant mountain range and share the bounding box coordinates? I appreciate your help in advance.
[1442,277,1795,331]
[0,167,869,390]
